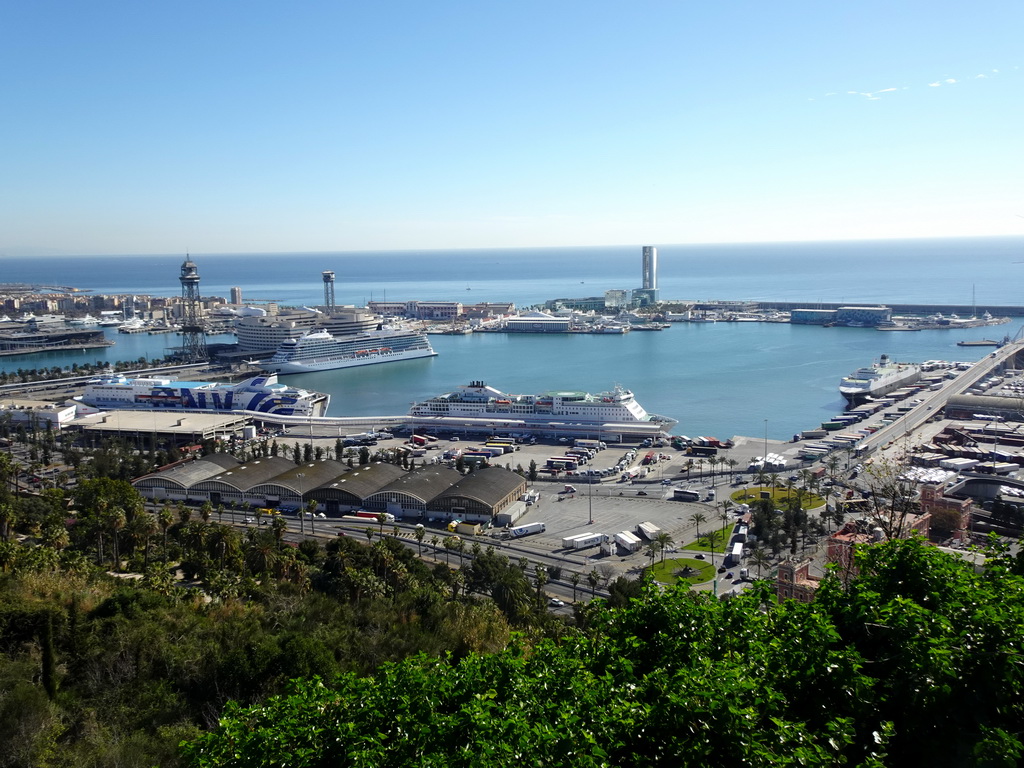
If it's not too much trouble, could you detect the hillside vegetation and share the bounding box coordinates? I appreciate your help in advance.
[184,538,1024,767]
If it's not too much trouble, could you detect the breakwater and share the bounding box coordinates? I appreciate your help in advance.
[755,301,1024,318]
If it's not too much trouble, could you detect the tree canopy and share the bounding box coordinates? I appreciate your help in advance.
[184,538,1024,767]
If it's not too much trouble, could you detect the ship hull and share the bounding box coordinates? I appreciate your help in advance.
[840,369,921,404]
[268,347,437,374]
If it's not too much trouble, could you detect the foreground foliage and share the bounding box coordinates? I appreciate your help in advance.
[184,538,1024,767]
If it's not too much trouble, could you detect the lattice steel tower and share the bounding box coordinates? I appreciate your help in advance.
[178,256,208,362]
[322,270,336,313]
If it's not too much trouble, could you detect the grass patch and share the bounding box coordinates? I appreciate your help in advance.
[685,524,732,553]
[730,486,825,509]
[648,557,715,585]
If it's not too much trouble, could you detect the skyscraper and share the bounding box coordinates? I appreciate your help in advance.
[642,246,657,290]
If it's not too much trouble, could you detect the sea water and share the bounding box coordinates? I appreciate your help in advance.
[2,236,1021,439]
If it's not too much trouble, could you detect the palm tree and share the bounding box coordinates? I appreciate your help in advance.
[414,526,425,556]
[376,512,387,537]
[689,511,707,541]
[587,569,599,597]
[534,564,548,606]
[653,531,675,563]
[645,543,660,568]
[40,522,69,553]
[570,571,581,601]
[109,508,126,571]
[0,503,16,543]
[749,546,772,579]
[200,501,214,524]
[443,536,455,566]
[158,507,173,552]
[271,515,287,544]
[701,529,723,568]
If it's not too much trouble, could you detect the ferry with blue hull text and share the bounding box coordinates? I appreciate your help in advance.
[266,328,436,374]
[77,374,328,416]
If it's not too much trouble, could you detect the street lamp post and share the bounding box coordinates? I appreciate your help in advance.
[588,477,593,525]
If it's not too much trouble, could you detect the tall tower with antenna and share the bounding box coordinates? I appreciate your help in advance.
[178,256,208,362]
[322,270,336,313]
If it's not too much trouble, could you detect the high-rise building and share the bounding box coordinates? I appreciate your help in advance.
[642,246,657,290]
[230,286,242,305]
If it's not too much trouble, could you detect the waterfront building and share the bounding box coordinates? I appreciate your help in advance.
[367,300,463,320]
[791,309,837,325]
[230,286,242,305]
[604,289,630,309]
[503,311,571,333]
[835,306,892,326]
[462,301,516,318]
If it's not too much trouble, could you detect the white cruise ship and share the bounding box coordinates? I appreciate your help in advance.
[78,374,328,416]
[409,381,677,430]
[839,355,921,403]
[234,307,382,355]
[266,328,436,374]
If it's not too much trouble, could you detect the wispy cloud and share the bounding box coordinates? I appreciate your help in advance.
[815,67,1013,101]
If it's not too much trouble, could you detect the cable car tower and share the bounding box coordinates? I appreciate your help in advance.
[322,270,336,313]
[179,256,208,362]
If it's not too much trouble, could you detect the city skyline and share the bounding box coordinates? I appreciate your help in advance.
[1,1,1022,257]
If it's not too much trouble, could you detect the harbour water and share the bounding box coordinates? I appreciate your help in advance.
[2,236,1021,439]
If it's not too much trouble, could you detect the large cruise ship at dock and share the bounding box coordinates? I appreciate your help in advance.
[839,355,921,404]
[408,381,678,432]
[234,306,382,356]
[77,374,328,416]
[266,328,436,374]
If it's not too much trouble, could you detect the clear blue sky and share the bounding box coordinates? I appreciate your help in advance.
[1,1,1021,255]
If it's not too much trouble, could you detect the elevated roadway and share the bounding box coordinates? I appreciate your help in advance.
[858,340,1024,459]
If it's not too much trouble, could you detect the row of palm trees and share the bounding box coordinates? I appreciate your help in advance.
[681,455,741,482]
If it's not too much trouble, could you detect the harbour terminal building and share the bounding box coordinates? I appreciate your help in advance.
[790,306,893,326]
[133,457,528,523]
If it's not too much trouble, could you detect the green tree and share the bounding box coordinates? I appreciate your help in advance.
[653,531,674,563]
[700,529,723,567]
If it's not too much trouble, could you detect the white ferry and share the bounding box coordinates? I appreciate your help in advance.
[408,381,677,430]
[839,355,921,404]
[266,329,436,374]
[78,374,328,416]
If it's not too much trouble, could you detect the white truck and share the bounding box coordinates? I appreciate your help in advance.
[560,532,607,549]
[509,522,546,538]
[614,531,643,553]
[636,521,661,540]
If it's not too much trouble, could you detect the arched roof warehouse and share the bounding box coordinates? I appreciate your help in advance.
[363,467,464,514]
[133,453,241,500]
[432,466,527,519]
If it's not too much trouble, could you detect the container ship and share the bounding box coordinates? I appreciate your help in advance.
[265,328,436,374]
[839,355,921,404]
[77,374,328,416]
[408,381,677,431]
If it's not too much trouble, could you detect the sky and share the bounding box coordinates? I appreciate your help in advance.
[1,1,1022,256]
